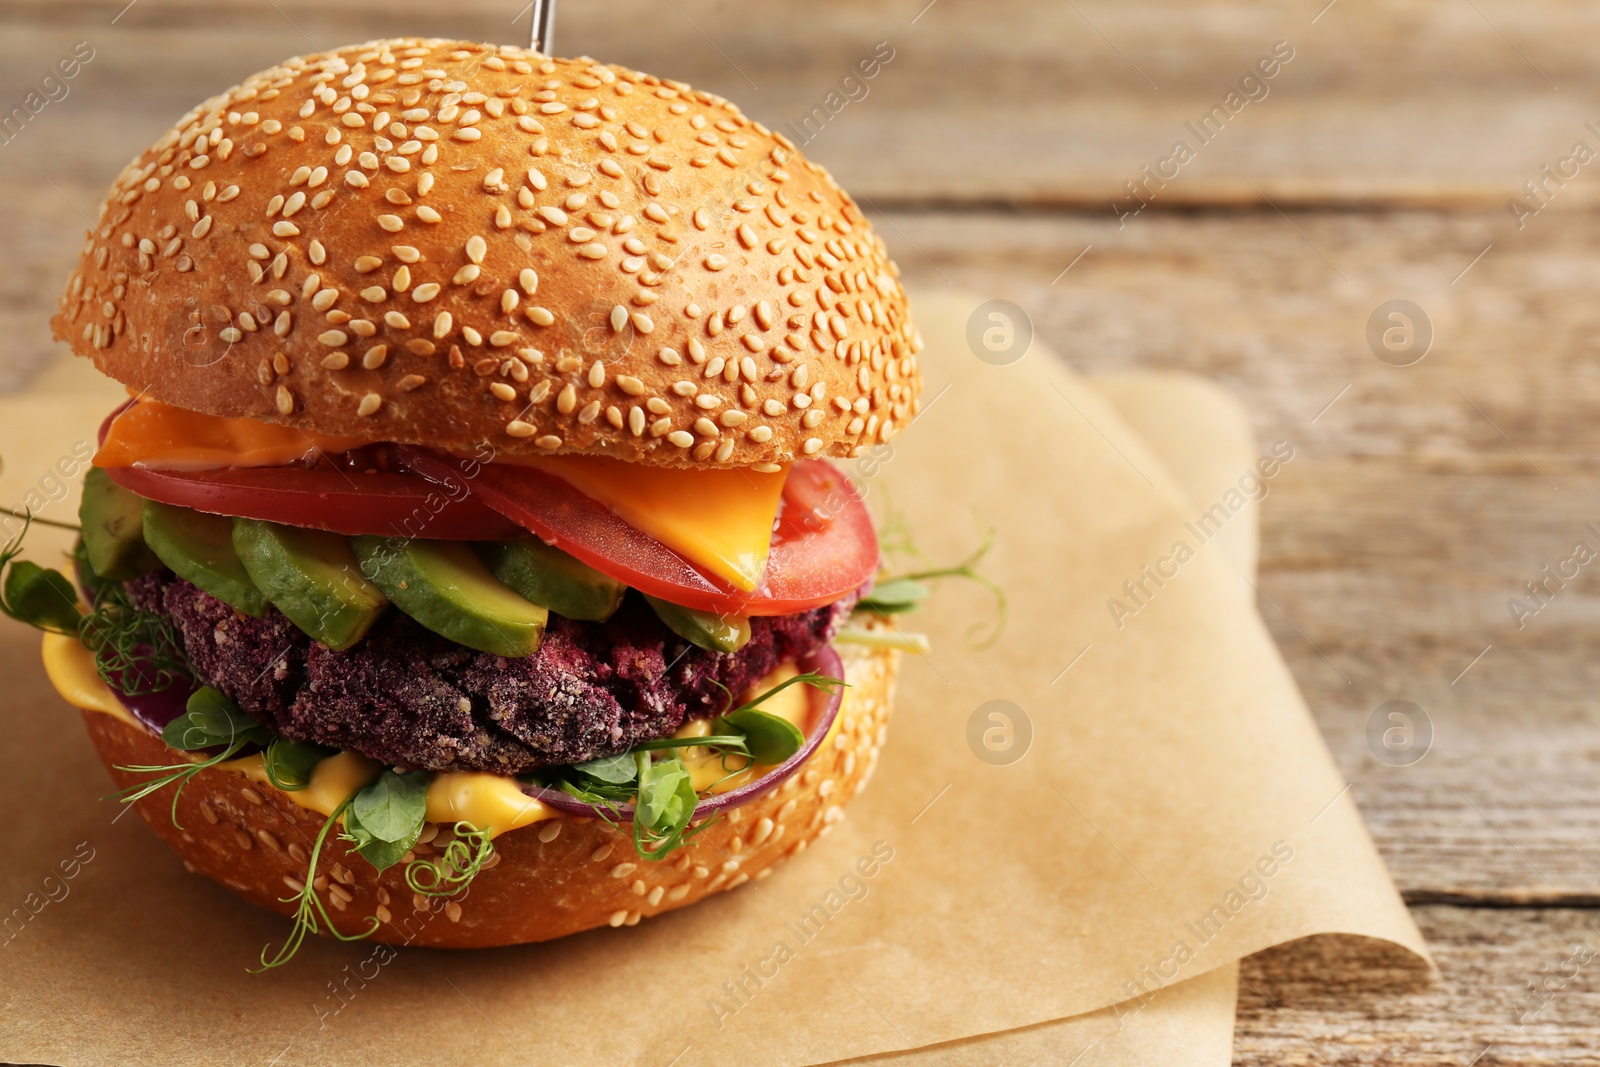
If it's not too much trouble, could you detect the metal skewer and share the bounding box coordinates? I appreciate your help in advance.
[528,0,559,55]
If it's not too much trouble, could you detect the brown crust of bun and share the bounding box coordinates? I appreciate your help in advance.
[82,644,895,949]
[52,39,921,469]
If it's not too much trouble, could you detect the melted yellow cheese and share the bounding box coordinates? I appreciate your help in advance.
[426,773,553,837]
[223,751,382,817]
[509,453,788,591]
[41,632,139,729]
[94,398,368,471]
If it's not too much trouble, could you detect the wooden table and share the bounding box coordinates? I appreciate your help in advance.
[3,1,1597,1060]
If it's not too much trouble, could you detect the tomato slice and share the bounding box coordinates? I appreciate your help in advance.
[94,403,519,539]
[400,448,877,617]
[101,464,524,540]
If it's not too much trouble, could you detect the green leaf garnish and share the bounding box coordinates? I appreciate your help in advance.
[856,577,928,610]
[631,752,702,861]
[110,689,268,828]
[262,738,338,792]
[712,708,804,764]
[162,686,270,751]
[406,822,495,899]
[254,795,380,972]
[2,559,81,632]
[343,770,428,871]
[570,750,637,785]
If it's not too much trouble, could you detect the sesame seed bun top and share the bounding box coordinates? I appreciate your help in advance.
[52,38,922,469]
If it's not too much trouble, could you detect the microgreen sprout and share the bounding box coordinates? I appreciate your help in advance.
[253,795,380,973]
[79,579,193,696]
[108,687,270,827]
[856,526,1007,649]
[406,822,496,898]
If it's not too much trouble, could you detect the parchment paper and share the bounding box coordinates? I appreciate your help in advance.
[0,292,1428,1067]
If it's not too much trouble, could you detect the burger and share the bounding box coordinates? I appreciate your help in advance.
[6,37,924,963]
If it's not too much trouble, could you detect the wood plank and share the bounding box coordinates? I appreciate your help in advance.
[5,0,1600,209]
[1236,906,1600,1064]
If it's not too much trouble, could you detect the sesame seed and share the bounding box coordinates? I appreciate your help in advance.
[527,307,554,326]
[362,345,389,369]
[411,283,442,302]
[219,327,243,343]
[705,254,729,271]
[377,214,404,232]
[667,430,693,448]
[506,419,536,437]
[453,264,481,285]
[490,382,517,401]
[536,435,562,450]
[357,393,383,416]
[578,242,607,259]
[490,331,517,347]
[465,235,487,264]
[417,205,442,223]
[276,386,294,414]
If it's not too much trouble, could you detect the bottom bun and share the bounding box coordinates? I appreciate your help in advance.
[84,643,897,949]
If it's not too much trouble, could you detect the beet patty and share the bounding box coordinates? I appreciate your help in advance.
[126,570,853,774]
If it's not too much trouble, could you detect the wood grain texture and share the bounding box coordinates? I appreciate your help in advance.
[5,0,1600,210]
[2,1,1596,1061]
[1237,908,1600,1065]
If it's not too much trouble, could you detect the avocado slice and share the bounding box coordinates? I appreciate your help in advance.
[352,536,547,658]
[78,468,161,581]
[644,594,751,654]
[143,501,267,617]
[477,539,626,622]
[233,519,387,650]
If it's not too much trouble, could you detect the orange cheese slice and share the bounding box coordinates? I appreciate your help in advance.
[94,399,368,471]
[510,454,787,592]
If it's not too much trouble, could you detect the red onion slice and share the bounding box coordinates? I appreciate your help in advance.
[521,645,846,820]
